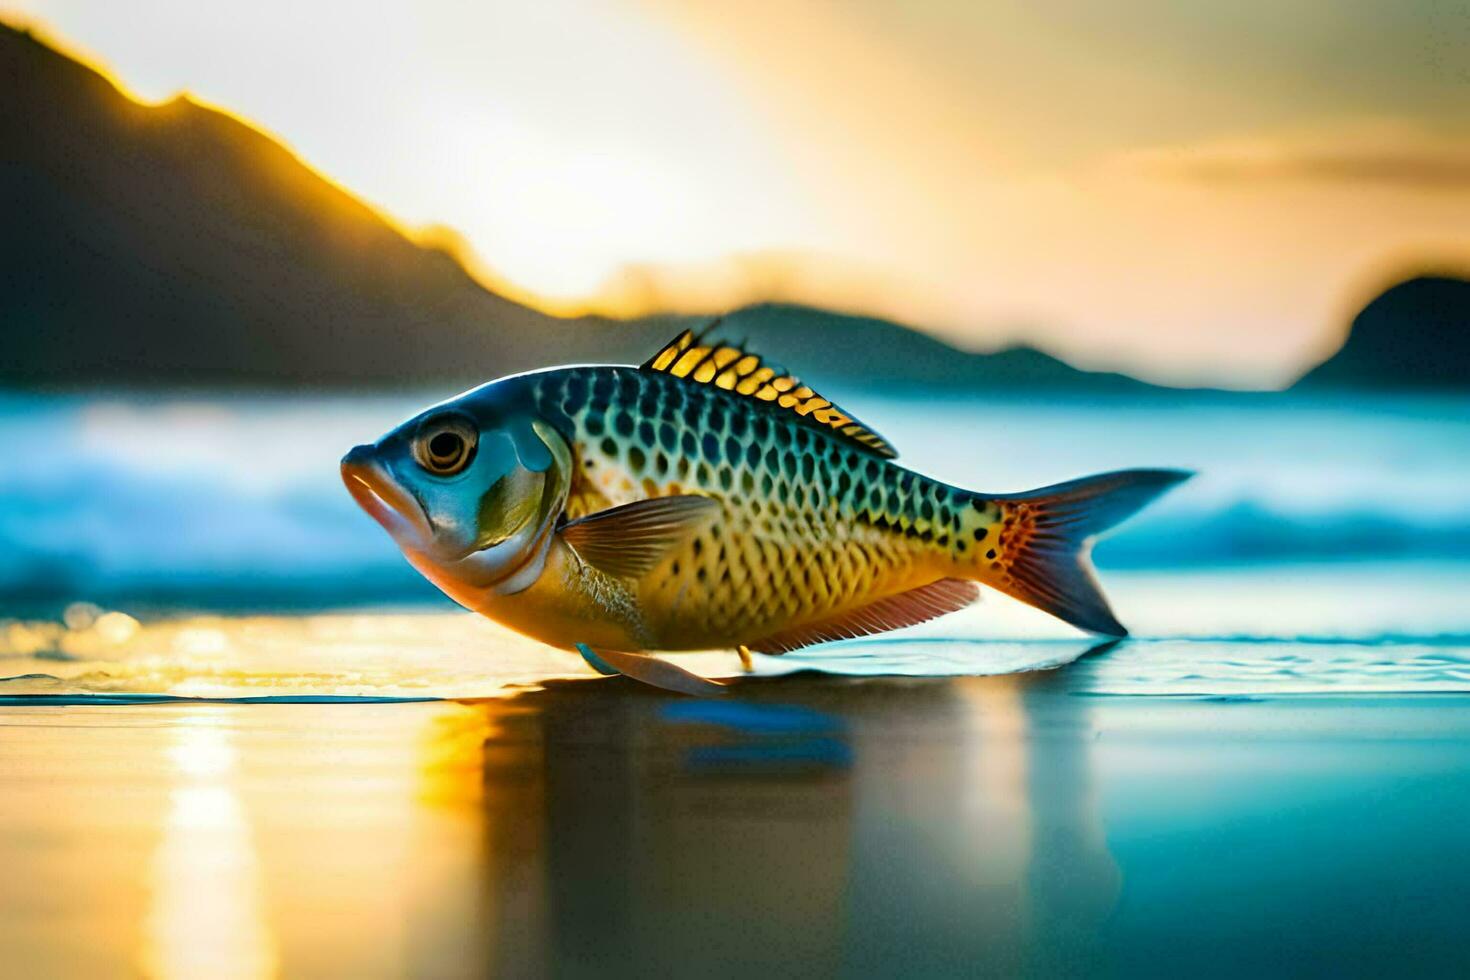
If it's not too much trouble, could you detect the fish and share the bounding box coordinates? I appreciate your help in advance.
[341,327,1190,694]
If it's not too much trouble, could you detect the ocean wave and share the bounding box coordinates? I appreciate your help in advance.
[0,391,1466,606]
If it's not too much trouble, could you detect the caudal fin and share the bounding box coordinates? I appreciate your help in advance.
[979,468,1191,637]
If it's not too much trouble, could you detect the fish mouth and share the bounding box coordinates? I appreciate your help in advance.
[340,445,432,546]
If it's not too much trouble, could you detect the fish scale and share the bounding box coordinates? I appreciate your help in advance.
[529,365,983,649]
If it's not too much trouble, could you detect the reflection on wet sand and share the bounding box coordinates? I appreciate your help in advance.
[1017,669,1121,976]
[0,671,1116,977]
[484,682,856,977]
[231,706,493,978]
[473,671,1115,977]
[141,713,276,979]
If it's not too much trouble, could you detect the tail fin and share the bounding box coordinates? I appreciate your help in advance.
[978,468,1191,637]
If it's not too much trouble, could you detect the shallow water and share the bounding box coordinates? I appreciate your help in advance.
[3,562,1467,700]
[3,565,1468,977]
[4,686,1469,978]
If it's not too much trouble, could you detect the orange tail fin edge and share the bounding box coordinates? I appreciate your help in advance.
[979,469,1192,637]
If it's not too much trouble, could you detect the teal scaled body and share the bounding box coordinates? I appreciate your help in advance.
[519,361,987,650]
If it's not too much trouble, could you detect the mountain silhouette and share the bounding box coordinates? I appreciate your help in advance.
[0,22,1217,393]
[1295,276,1470,390]
[1,21,611,387]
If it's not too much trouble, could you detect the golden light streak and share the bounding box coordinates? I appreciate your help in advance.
[139,713,278,980]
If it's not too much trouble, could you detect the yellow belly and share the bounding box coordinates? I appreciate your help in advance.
[584,484,948,649]
[463,516,944,654]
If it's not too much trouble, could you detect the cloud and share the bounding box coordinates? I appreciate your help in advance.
[1174,153,1470,188]
[1125,125,1470,189]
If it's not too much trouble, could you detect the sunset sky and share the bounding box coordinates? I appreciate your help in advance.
[5,0,1468,385]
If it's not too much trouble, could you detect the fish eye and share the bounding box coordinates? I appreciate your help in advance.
[413,415,478,476]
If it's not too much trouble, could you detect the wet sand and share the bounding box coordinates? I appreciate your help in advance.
[4,675,1469,978]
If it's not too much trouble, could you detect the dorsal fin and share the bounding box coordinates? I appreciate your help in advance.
[640,326,898,458]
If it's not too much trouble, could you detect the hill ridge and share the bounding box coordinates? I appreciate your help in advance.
[4,21,1460,393]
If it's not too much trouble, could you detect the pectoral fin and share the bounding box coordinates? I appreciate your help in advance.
[576,643,623,676]
[576,643,728,697]
[560,495,719,579]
